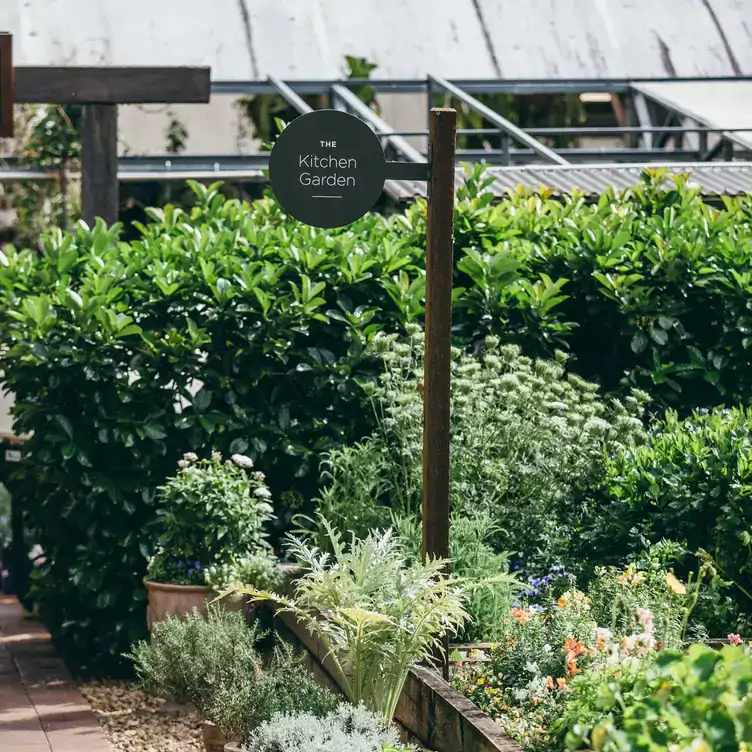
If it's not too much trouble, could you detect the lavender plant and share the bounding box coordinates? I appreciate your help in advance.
[243,703,410,752]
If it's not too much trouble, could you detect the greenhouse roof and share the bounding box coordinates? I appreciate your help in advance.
[3,0,752,80]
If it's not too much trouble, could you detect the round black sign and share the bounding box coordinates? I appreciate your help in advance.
[269,110,387,229]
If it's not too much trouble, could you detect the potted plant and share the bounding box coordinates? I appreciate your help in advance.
[144,451,281,632]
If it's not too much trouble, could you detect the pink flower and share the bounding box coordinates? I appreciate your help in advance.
[637,608,654,635]
[728,633,743,645]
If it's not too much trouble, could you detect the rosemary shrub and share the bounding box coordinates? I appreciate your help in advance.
[126,605,261,717]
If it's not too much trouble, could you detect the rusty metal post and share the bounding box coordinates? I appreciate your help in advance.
[422,107,456,680]
[0,32,14,138]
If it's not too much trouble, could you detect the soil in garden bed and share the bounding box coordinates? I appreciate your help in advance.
[79,679,203,752]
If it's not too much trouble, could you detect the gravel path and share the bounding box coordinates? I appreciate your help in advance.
[79,680,203,752]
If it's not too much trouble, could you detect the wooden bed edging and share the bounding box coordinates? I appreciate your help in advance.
[274,610,524,752]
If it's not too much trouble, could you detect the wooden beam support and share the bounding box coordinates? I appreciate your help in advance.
[15,66,210,104]
[422,107,456,681]
[0,33,13,137]
[81,105,118,226]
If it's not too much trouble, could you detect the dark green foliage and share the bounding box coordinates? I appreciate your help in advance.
[0,188,420,671]
[587,407,752,631]
[449,165,752,409]
[4,169,752,669]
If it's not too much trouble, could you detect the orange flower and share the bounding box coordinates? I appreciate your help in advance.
[545,676,555,690]
[556,677,567,690]
[557,596,568,607]
[597,639,607,650]
[567,661,579,677]
[512,607,530,623]
[563,637,585,664]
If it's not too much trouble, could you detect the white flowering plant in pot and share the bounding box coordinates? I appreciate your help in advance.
[146,451,281,591]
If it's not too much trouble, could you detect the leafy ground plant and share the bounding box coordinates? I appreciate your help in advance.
[226,520,517,723]
[581,643,752,752]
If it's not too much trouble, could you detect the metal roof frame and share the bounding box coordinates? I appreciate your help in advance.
[2,75,751,197]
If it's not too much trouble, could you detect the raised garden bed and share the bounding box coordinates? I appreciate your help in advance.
[274,609,523,752]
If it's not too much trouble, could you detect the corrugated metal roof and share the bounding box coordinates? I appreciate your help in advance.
[634,81,752,151]
[2,0,752,79]
[388,162,752,199]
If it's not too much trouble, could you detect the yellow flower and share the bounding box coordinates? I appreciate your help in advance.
[632,571,646,586]
[617,563,636,586]
[477,677,486,685]
[666,572,687,594]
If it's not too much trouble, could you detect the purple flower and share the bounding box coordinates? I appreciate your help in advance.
[194,561,201,569]
[177,561,183,568]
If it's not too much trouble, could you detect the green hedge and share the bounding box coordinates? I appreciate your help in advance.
[585,406,752,633]
[3,169,752,671]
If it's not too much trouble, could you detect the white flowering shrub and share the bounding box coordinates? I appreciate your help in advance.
[307,324,648,571]
[243,703,408,752]
[146,452,277,586]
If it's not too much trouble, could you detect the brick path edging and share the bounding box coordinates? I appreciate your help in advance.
[0,595,111,751]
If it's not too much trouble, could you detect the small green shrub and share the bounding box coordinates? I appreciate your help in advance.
[127,605,336,741]
[590,406,752,631]
[146,451,276,586]
[126,605,260,716]
[395,512,516,643]
[243,703,407,752]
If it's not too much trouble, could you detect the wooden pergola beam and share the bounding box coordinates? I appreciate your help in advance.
[15,66,211,104]
[0,33,13,137]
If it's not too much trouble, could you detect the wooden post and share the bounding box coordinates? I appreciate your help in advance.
[0,32,13,138]
[81,104,119,227]
[422,107,456,680]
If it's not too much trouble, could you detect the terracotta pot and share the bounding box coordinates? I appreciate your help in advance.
[145,580,253,634]
[202,721,229,752]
